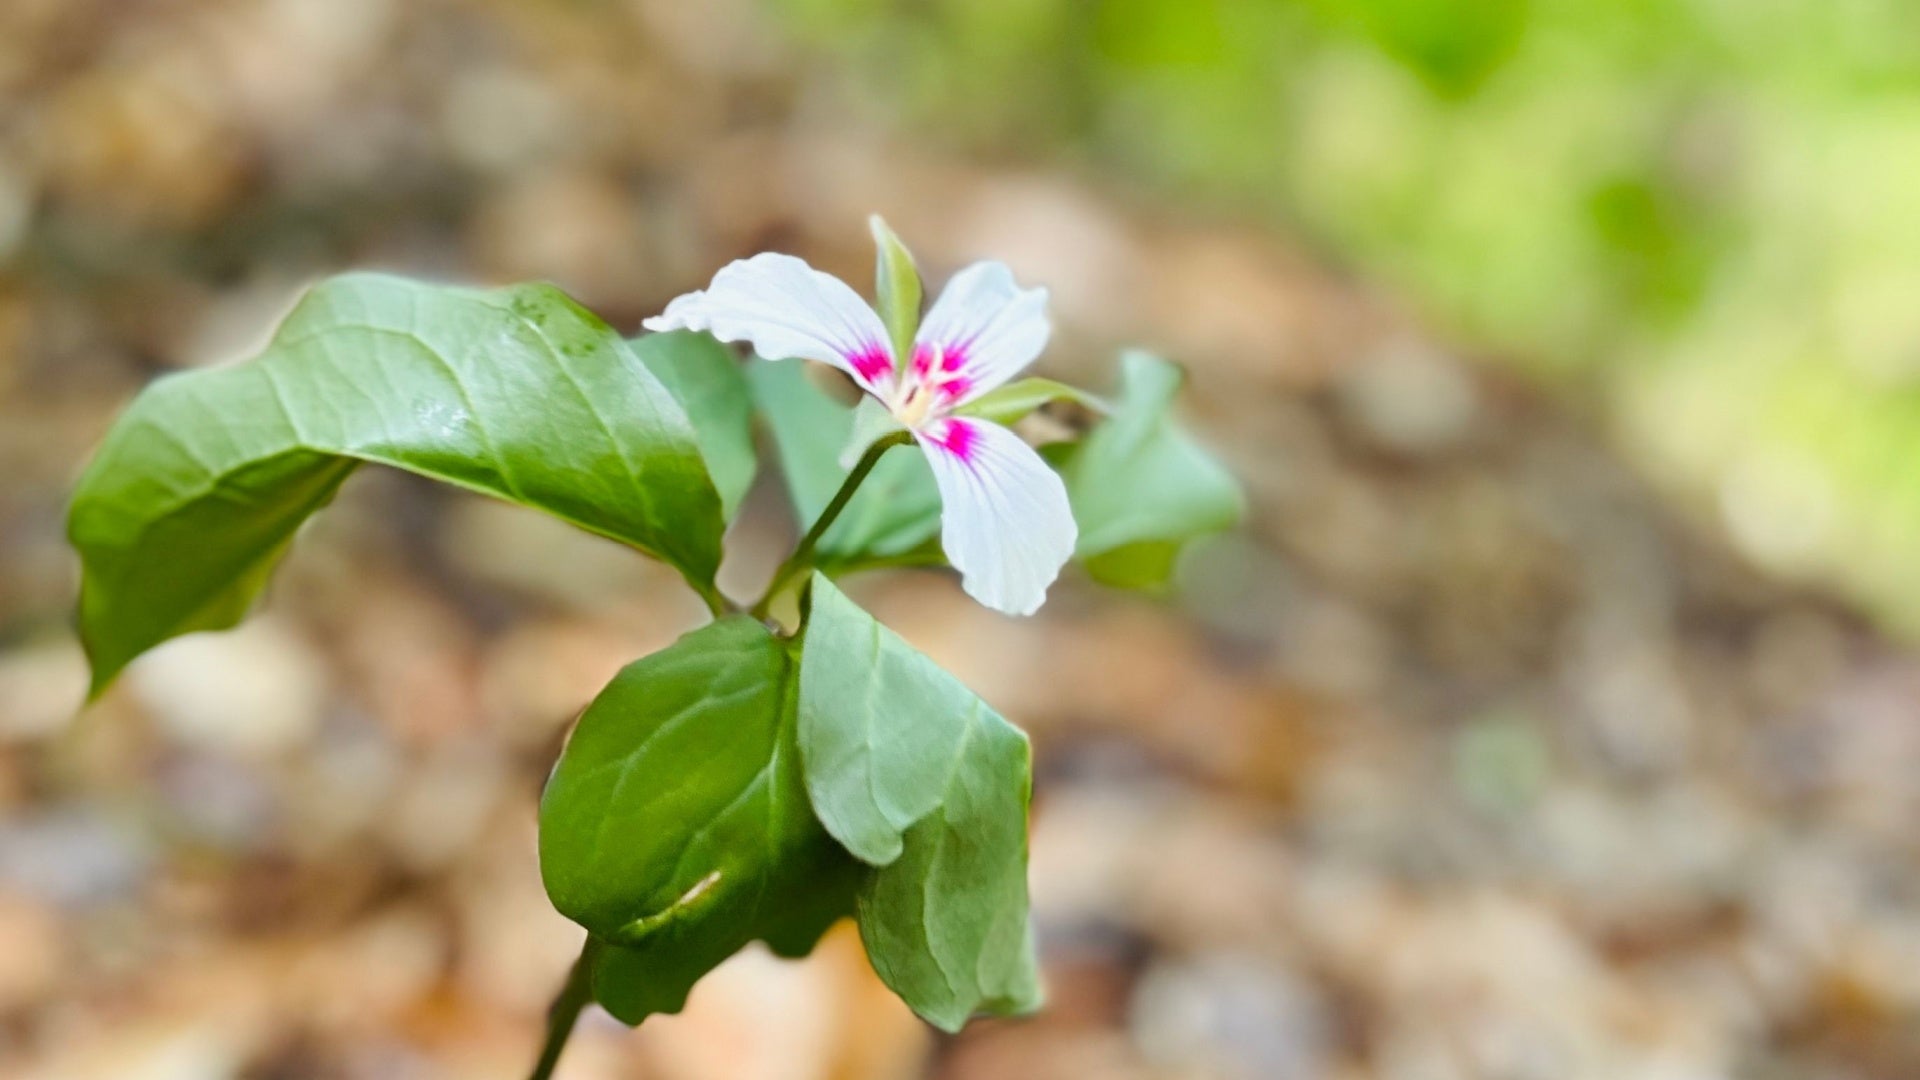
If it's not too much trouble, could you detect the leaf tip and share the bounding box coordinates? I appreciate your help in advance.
[844,829,906,868]
[78,632,123,704]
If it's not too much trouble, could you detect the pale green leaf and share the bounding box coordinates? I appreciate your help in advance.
[68,273,725,694]
[1051,351,1244,590]
[1081,539,1183,592]
[797,574,1042,1031]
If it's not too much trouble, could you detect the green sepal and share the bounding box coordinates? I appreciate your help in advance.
[955,377,1104,426]
[870,215,924,367]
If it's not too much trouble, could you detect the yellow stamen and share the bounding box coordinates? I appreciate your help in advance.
[896,384,937,428]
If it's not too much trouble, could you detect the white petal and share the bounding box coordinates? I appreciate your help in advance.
[914,261,1050,404]
[643,253,895,394]
[917,417,1076,616]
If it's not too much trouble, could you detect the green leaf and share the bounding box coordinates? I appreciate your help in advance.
[797,575,1042,1032]
[1081,539,1183,591]
[539,616,861,1024]
[68,273,726,694]
[1050,351,1244,591]
[631,330,756,520]
[870,215,924,365]
[955,377,1103,426]
[748,361,941,569]
[590,848,860,1024]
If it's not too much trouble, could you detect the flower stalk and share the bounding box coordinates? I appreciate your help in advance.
[530,430,915,1078]
[751,430,913,620]
[527,938,599,1080]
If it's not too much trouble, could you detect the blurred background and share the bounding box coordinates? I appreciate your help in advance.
[5,0,1920,1077]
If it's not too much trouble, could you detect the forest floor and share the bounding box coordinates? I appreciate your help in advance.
[4,3,1920,1078]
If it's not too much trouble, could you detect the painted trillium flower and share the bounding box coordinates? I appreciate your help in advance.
[644,221,1076,616]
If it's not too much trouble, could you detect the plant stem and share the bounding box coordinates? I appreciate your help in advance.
[527,938,598,1080]
[693,578,730,619]
[750,431,911,620]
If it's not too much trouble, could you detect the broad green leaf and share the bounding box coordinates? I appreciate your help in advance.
[870,215,923,365]
[956,377,1103,427]
[631,330,756,519]
[748,361,941,568]
[798,575,1042,1031]
[856,725,1043,1032]
[591,844,861,1024]
[1050,351,1244,591]
[69,273,725,694]
[589,884,855,1023]
[539,617,861,1024]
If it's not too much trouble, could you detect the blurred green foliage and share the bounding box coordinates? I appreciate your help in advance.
[768,0,1920,634]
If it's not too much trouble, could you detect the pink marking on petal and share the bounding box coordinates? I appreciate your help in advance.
[937,375,972,404]
[847,344,893,384]
[913,341,972,378]
[927,418,979,464]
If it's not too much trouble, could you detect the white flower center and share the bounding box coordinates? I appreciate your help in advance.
[888,344,966,430]
[893,382,941,428]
